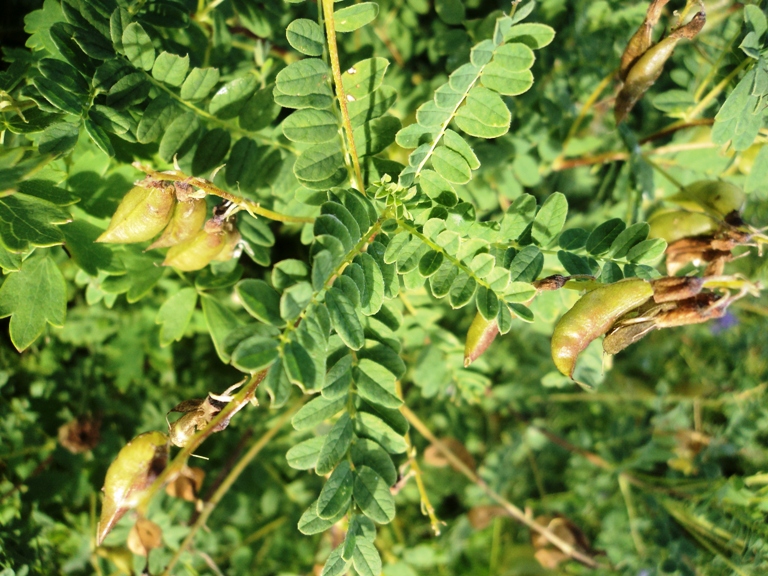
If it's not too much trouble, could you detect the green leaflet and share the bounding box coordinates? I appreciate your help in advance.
[180,67,220,101]
[282,109,338,143]
[209,75,258,119]
[292,394,346,432]
[334,3,379,33]
[151,51,189,86]
[192,128,231,175]
[286,18,324,56]
[586,218,626,256]
[316,413,354,474]
[353,465,396,524]
[355,358,401,409]
[325,287,365,350]
[355,412,406,453]
[342,58,389,99]
[352,538,382,576]
[136,97,178,144]
[503,22,556,49]
[286,435,326,470]
[0,251,66,351]
[121,22,154,71]
[350,438,397,486]
[237,279,284,326]
[0,192,70,252]
[201,293,242,363]
[317,461,354,519]
[231,336,279,373]
[531,192,567,247]
[155,287,197,347]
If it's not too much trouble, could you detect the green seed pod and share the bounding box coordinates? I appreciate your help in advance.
[648,209,719,244]
[667,180,746,218]
[464,311,499,367]
[162,219,226,271]
[97,431,169,545]
[147,197,207,250]
[96,183,176,244]
[212,226,241,262]
[615,11,705,123]
[551,278,654,378]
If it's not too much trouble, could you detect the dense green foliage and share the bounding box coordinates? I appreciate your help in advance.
[2,0,768,575]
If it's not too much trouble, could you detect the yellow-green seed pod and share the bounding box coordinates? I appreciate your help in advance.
[648,209,719,243]
[96,184,176,244]
[147,197,207,249]
[162,219,225,271]
[464,312,499,367]
[212,227,241,262]
[667,180,746,218]
[97,431,169,545]
[551,278,654,378]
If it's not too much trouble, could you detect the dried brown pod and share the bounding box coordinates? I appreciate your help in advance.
[618,0,671,81]
[58,416,100,454]
[127,517,163,557]
[615,11,706,123]
[423,437,477,473]
[167,391,242,447]
[467,505,507,530]
[165,466,205,502]
[650,276,704,303]
[96,182,176,244]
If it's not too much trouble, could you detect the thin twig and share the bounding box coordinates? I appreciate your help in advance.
[321,0,366,193]
[400,405,603,569]
[161,398,303,575]
[138,371,268,515]
[132,163,315,224]
[396,382,443,535]
[552,141,717,171]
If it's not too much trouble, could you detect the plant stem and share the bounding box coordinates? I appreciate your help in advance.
[132,163,315,224]
[400,404,603,569]
[396,381,443,535]
[684,58,751,122]
[138,371,268,514]
[321,0,366,194]
[161,399,302,575]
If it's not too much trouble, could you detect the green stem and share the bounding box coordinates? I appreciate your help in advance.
[133,163,315,224]
[400,404,603,569]
[279,218,384,347]
[142,72,297,155]
[161,399,303,575]
[321,0,366,194]
[684,58,751,122]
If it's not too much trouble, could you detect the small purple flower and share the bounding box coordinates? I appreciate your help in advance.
[710,311,738,334]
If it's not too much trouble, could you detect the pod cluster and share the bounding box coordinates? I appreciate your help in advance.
[551,275,750,383]
[96,179,241,272]
[648,179,752,276]
[615,2,705,123]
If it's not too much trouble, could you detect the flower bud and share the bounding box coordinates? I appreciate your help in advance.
[162,219,226,271]
[98,431,169,545]
[147,197,207,249]
[464,311,499,367]
[96,183,176,244]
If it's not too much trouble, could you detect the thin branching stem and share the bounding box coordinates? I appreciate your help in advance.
[138,371,268,514]
[133,163,315,224]
[161,399,304,575]
[400,404,603,569]
[321,0,366,193]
